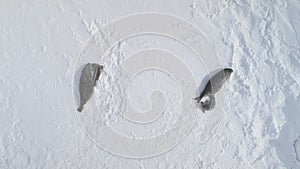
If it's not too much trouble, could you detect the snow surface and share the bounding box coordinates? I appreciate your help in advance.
[0,0,300,168]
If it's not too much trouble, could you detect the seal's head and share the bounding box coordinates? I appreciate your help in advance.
[224,68,233,79]
[99,65,104,70]
[199,94,216,113]
[93,64,103,73]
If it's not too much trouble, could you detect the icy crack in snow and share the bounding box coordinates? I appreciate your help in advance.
[293,138,300,162]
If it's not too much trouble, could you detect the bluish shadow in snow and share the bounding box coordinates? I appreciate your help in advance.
[271,95,300,168]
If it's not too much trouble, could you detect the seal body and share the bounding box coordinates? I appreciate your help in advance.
[195,68,233,113]
[77,63,104,112]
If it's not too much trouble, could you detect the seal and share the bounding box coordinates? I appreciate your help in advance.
[77,63,104,112]
[194,68,233,113]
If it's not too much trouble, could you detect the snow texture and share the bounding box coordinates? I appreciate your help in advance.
[0,0,299,168]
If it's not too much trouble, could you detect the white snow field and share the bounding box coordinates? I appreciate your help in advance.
[0,0,299,169]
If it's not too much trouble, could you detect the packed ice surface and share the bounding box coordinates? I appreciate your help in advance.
[0,0,300,168]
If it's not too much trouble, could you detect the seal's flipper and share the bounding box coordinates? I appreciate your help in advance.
[193,96,201,103]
